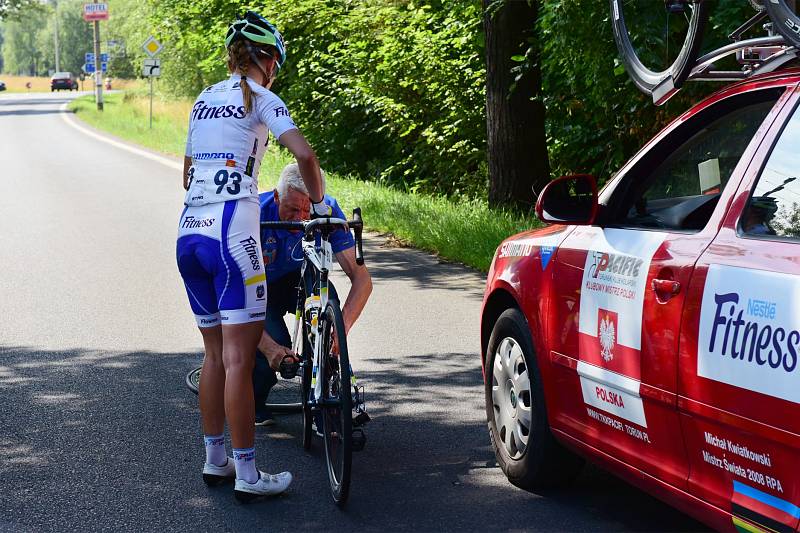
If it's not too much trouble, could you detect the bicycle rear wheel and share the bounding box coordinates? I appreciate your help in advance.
[186,366,201,394]
[320,299,353,506]
[185,365,302,413]
[765,0,800,48]
[611,0,709,102]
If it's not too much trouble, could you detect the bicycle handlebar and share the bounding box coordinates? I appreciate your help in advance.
[260,209,365,265]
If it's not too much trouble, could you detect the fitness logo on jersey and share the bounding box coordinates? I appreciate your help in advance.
[698,264,800,404]
[239,236,262,271]
[191,100,246,121]
[181,216,216,229]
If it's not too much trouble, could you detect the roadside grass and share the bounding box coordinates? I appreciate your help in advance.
[0,75,139,93]
[68,92,540,271]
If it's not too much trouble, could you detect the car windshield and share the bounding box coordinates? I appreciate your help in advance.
[53,72,71,78]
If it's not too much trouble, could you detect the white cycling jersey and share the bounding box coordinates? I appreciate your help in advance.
[183,74,297,207]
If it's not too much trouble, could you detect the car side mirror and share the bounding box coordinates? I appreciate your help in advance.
[535,174,598,225]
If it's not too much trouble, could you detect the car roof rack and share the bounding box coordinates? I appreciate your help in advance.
[655,11,798,104]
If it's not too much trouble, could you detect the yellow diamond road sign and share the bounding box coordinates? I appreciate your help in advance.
[142,36,162,58]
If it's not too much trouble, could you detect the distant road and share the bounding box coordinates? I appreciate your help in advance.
[0,92,707,532]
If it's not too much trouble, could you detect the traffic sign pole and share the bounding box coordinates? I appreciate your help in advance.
[92,1,103,111]
[149,76,153,129]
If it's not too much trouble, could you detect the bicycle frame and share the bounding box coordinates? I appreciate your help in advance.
[280,217,363,409]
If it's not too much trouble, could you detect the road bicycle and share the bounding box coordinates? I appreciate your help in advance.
[611,0,800,104]
[186,210,369,506]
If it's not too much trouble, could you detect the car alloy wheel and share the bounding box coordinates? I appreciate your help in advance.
[491,336,532,460]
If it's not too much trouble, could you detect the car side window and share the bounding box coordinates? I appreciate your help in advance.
[741,101,800,240]
[608,91,781,232]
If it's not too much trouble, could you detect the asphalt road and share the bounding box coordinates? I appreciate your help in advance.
[0,92,708,532]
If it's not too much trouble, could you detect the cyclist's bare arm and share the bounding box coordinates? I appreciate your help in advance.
[277,130,324,202]
[335,246,372,335]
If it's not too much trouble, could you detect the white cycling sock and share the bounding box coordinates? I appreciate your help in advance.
[233,447,258,483]
[204,434,227,467]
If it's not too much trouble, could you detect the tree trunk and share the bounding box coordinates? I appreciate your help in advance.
[484,0,550,210]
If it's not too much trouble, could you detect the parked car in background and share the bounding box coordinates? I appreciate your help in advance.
[51,72,78,91]
[0,81,6,92]
[481,70,800,532]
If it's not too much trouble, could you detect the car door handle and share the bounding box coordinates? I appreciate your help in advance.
[651,279,681,295]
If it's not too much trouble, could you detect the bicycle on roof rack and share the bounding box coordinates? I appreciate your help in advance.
[611,0,800,105]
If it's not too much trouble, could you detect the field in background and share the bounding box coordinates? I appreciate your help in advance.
[0,75,140,93]
[69,92,538,271]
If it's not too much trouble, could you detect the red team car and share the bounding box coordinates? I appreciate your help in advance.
[481,70,800,532]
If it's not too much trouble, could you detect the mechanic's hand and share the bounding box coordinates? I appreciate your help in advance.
[264,343,298,371]
[311,199,332,219]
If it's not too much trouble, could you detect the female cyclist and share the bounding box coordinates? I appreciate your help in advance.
[176,11,329,502]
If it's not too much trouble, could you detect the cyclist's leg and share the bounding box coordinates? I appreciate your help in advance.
[222,321,263,449]
[199,325,224,436]
[177,204,228,462]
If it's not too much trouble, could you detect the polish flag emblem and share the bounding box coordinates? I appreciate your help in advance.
[598,309,617,363]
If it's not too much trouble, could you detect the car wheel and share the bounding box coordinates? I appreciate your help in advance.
[485,308,583,490]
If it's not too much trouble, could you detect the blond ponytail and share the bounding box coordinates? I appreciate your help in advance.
[228,40,255,115]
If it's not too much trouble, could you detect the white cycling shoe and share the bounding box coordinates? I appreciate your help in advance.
[234,471,293,503]
[202,457,236,486]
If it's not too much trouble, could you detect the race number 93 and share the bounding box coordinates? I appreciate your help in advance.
[214,169,242,195]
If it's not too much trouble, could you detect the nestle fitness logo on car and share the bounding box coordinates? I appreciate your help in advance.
[698,265,800,404]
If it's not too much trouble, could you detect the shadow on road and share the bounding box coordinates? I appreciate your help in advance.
[0,97,73,106]
[0,109,70,117]
[0,344,709,532]
[359,237,486,298]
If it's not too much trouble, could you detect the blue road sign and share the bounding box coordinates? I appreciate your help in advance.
[85,53,109,63]
[83,62,108,73]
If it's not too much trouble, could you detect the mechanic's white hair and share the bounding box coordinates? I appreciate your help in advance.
[277,163,326,198]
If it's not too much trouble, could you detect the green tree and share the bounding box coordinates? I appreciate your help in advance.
[484,0,548,209]
[3,13,41,74]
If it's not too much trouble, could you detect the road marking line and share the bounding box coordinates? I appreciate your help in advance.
[60,102,182,171]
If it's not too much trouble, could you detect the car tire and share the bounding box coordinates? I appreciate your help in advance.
[485,308,584,490]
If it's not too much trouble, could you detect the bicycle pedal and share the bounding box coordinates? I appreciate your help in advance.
[352,428,366,452]
[352,411,371,427]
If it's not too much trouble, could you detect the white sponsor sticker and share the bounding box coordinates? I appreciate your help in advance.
[578,361,647,427]
[698,264,800,403]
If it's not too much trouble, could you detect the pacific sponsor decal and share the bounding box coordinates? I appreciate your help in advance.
[240,236,262,271]
[190,100,246,121]
[181,216,216,229]
[249,311,266,319]
[698,265,800,404]
[578,229,665,380]
[575,229,665,426]
[193,152,235,160]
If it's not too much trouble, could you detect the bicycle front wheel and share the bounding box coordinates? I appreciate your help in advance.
[611,0,708,101]
[765,0,800,48]
[186,366,201,395]
[320,299,353,506]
